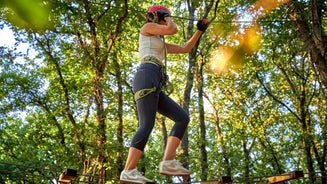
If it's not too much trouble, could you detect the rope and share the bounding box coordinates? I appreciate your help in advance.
[86,1,327,24]
[1,162,327,184]
[161,35,170,94]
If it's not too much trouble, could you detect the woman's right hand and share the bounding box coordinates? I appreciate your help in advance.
[157,10,171,22]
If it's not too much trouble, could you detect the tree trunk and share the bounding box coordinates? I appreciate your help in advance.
[242,140,251,184]
[197,57,208,181]
[182,1,218,182]
[289,0,327,90]
[158,117,173,184]
[113,52,124,177]
[159,117,168,151]
[80,0,128,182]
[34,35,86,161]
[288,10,327,179]
[181,1,197,183]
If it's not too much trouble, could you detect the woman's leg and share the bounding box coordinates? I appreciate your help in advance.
[124,147,143,170]
[158,92,191,176]
[124,91,158,170]
[121,146,153,183]
[158,92,190,159]
[163,136,180,160]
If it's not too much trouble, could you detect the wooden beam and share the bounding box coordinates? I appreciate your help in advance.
[266,170,303,184]
[201,176,232,184]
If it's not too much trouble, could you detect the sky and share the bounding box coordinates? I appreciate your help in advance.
[0,24,38,66]
[0,25,15,47]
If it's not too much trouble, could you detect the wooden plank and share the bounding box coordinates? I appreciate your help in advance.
[201,176,232,184]
[120,181,155,184]
[58,169,78,183]
[266,170,303,184]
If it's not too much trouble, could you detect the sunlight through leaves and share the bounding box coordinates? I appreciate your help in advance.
[210,0,290,74]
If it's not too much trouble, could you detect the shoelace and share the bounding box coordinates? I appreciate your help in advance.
[172,160,183,167]
[134,170,145,176]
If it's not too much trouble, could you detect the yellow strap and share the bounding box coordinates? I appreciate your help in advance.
[134,86,157,101]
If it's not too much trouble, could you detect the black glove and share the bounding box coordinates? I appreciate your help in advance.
[157,10,171,22]
[197,18,208,31]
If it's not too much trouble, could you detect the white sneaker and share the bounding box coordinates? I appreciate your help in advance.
[159,160,191,176]
[120,168,153,184]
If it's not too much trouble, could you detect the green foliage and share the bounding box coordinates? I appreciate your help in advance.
[0,0,53,31]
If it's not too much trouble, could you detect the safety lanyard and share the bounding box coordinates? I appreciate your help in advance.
[162,35,167,75]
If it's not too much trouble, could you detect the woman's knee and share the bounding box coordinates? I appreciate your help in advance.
[180,110,190,125]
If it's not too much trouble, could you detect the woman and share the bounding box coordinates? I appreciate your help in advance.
[120,5,208,183]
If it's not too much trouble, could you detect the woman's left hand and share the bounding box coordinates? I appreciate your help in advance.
[197,18,209,32]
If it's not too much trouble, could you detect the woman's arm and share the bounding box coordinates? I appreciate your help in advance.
[141,17,178,36]
[166,19,208,54]
[166,30,203,54]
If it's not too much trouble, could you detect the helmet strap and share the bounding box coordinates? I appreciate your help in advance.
[147,12,159,23]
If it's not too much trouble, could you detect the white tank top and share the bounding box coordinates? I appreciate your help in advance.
[139,34,165,62]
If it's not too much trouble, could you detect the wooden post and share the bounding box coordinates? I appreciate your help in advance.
[201,176,232,184]
[266,170,303,184]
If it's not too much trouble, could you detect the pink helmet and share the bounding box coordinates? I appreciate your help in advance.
[147,5,171,16]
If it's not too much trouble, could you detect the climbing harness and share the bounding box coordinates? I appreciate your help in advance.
[134,36,169,101]
[141,56,164,67]
[134,86,157,101]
